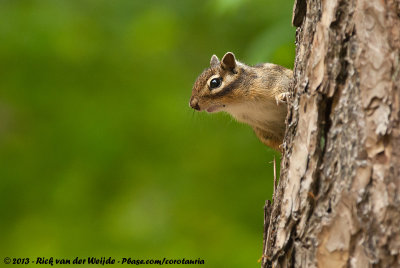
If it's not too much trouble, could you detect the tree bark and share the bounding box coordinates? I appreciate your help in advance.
[262,0,400,267]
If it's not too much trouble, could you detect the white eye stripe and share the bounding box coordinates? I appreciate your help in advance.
[207,75,225,93]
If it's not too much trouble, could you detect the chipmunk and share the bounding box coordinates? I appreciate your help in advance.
[189,52,292,151]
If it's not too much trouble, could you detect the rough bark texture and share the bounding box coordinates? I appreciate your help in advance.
[262,0,400,267]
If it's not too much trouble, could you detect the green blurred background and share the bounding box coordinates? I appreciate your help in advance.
[0,0,294,267]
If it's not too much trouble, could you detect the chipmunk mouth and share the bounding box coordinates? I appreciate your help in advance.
[206,104,225,113]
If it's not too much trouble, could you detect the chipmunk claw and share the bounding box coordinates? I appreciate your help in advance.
[278,143,284,152]
[275,92,290,105]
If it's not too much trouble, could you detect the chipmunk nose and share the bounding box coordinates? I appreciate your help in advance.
[189,97,200,111]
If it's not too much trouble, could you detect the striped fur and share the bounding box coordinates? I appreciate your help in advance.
[189,52,292,151]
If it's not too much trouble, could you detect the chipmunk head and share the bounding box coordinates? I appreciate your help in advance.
[189,52,246,113]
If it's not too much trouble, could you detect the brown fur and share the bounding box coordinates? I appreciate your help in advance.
[189,52,292,151]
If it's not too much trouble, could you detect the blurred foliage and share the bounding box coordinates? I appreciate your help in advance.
[0,0,294,267]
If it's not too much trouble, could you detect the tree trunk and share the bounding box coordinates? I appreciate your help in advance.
[262,0,400,267]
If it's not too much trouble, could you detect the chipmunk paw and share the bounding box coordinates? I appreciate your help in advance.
[275,92,290,105]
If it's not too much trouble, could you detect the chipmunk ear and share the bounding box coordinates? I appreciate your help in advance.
[210,55,220,67]
[221,52,236,71]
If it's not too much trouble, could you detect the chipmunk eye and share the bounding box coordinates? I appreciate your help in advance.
[209,78,221,89]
